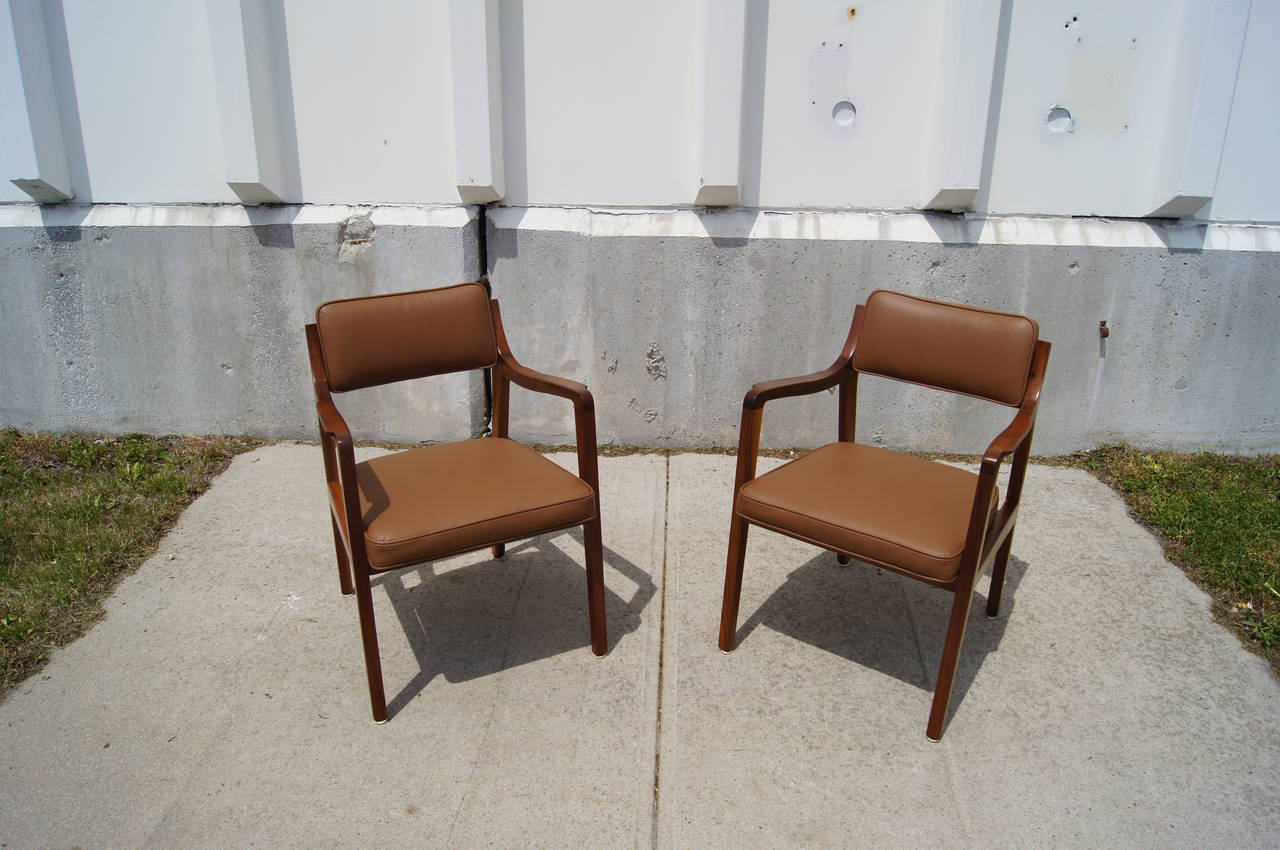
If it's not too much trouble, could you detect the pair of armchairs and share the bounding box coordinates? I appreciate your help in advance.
[305,284,1049,740]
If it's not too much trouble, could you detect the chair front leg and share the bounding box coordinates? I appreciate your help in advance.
[720,404,763,651]
[583,516,608,655]
[926,575,978,741]
[718,516,751,651]
[352,563,388,723]
[986,532,1015,618]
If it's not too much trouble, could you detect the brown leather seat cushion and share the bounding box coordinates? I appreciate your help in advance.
[736,442,995,582]
[356,438,596,569]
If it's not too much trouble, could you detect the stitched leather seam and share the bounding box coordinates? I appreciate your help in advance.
[850,369,1027,407]
[735,489,965,563]
[316,283,499,391]
[740,513,959,584]
[367,515,597,570]
[365,492,597,547]
[867,289,1039,326]
[855,291,1037,406]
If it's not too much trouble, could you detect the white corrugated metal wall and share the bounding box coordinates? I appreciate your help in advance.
[2,0,1275,223]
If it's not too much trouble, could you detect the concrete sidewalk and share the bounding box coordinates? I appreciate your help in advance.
[1,446,1277,848]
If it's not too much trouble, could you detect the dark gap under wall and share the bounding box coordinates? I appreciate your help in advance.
[478,203,494,436]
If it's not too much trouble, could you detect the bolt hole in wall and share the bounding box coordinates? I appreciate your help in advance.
[832,101,857,127]
[1045,105,1074,135]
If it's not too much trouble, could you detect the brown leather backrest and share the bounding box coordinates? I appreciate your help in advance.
[315,283,498,392]
[852,290,1039,406]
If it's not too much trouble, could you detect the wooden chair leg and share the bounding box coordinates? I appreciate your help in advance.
[986,533,1015,618]
[926,583,976,742]
[836,553,850,565]
[352,574,388,723]
[491,543,506,559]
[718,517,751,651]
[583,518,608,656]
[331,516,353,596]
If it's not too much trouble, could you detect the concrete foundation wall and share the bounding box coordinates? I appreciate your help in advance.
[489,213,1279,455]
[1,204,1276,455]
[0,206,483,444]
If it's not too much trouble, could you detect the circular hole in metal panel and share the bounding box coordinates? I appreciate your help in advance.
[1045,106,1073,134]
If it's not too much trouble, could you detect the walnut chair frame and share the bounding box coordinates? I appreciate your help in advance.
[717,290,1051,741]
[305,284,606,723]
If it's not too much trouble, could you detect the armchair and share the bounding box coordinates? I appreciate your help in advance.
[305,283,605,723]
[718,289,1051,740]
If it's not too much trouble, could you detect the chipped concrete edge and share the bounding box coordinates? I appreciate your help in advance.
[489,205,1280,251]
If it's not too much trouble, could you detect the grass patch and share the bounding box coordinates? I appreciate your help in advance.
[1081,445,1280,670]
[0,430,261,695]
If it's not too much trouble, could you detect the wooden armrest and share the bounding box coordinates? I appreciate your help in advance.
[499,353,599,483]
[982,408,1035,468]
[498,353,594,411]
[306,323,354,448]
[743,357,851,410]
[316,395,354,447]
[489,299,599,490]
[981,339,1051,470]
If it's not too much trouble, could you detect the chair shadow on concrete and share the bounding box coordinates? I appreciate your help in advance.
[735,551,1029,725]
[376,527,656,719]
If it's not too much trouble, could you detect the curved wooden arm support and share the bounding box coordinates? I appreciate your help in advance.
[743,357,852,410]
[733,359,852,491]
[735,307,865,488]
[964,339,1052,575]
[489,301,600,493]
[498,355,594,410]
[743,306,864,411]
[981,340,1051,471]
[982,408,1036,468]
[316,395,353,447]
[305,324,364,566]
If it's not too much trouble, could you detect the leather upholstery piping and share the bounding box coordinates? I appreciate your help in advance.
[365,517,597,572]
[854,289,1039,408]
[364,492,597,547]
[735,487,974,564]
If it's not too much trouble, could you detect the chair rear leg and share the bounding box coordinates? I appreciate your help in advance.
[836,553,850,566]
[926,584,976,742]
[986,533,1015,618]
[331,516,354,596]
[583,518,608,655]
[353,574,388,723]
[491,543,506,559]
[718,517,751,651]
